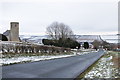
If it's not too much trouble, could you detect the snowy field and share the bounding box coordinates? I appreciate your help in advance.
[82,51,120,78]
[1,49,97,65]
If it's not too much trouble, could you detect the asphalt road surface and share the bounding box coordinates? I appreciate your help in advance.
[2,49,105,78]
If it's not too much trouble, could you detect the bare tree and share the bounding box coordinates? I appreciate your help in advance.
[92,40,102,50]
[46,22,59,39]
[46,22,74,40]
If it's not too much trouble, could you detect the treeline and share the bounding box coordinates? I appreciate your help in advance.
[1,42,71,54]
[42,38,80,49]
[92,40,117,50]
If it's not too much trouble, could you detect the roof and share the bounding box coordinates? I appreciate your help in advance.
[3,30,10,36]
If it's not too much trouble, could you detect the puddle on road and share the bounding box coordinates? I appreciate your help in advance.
[77,51,120,79]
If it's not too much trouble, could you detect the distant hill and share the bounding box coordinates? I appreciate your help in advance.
[20,35,48,44]
[19,34,118,44]
[76,35,103,43]
[101,35,118,43]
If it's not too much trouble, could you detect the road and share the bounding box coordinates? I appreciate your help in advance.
[2,50,105,78]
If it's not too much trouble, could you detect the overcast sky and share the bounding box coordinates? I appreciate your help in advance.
[0,0,118,35]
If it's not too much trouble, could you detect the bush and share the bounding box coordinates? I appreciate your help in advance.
[84,42,89,49]
[0,34,8,41]
[42,38,80,49]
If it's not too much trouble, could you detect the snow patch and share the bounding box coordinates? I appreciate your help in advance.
[1,55,75,65]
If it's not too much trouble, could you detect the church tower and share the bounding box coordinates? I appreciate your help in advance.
[10,22,19,41]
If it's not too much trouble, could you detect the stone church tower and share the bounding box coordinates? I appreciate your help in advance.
[10,22,19,41]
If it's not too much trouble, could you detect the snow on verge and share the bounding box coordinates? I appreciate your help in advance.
[1,55,75,65]
[1,50,97,65]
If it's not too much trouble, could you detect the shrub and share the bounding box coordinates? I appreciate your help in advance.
[42,38,80,49]
[84,42,89,49]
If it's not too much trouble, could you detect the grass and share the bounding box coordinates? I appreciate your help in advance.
[2,52,73,58]
[108,51,120,68]
[76,51,120,79]
[109,51,120,78]
[2,51,74,66]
